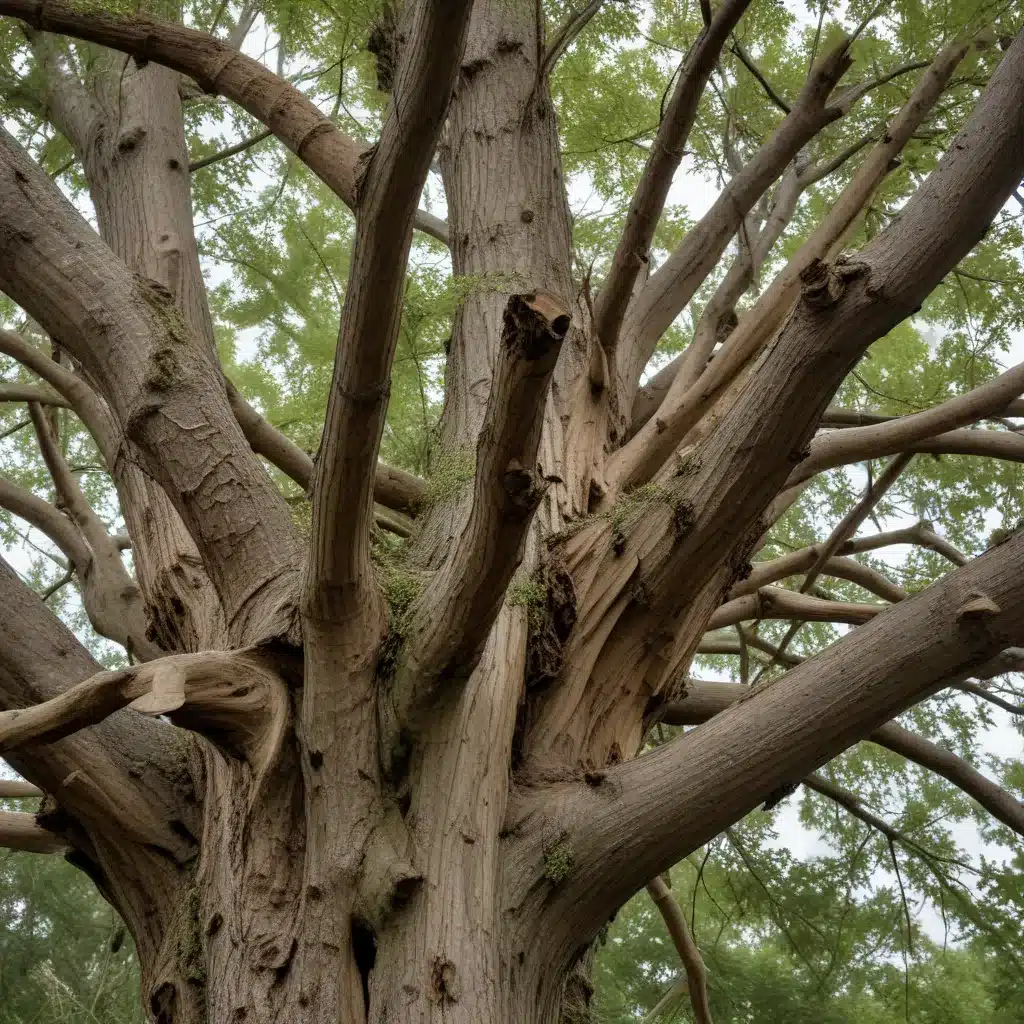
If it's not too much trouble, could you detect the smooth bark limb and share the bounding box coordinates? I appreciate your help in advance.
[0,382,68,405]
[793,360,1024,481]
[727,551,907,603]
[592,0,752,357]
[610,35,972,494]
[535,527,1024,956]
[706,586,882,631]
[0,779,43,798]
[0,810,65,853]
[647,875,714,1024]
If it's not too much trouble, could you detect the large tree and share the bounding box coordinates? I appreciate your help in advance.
[0,0,1024,1021]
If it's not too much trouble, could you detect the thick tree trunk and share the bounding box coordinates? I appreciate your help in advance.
[2,4,1024,1024]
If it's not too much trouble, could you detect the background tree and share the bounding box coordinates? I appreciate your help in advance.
[0,0,1023,1022]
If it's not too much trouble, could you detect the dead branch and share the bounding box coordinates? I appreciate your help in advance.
[592,0,752,359]
[0,810,65,853]
[791,428,1024,486]
[647,875,714,1024]
[611,36,972,494]
[953,679,1024,715]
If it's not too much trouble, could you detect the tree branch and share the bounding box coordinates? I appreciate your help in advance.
[611,36,973,494]
[382,295,570,754]
[0,329,118,466]
[611,35,860,445]
[225,377,428,516]
[647,875,714,1024]
[539,0,604,81]
[730,37,790,113]
[0,0,363,208]
[0,382,69,406]
[0,474,91,568]
[0,648,288,781]
[0,126,302,647]
[529,527,1024,956]
[0,810,65,853]
[27,402,161,661]
[660,674,1024,839]
[794,361,1024,480]
[0,779,43,798]
[189,127,274,172]
[707,586,882,631]
[728,551,907,603]
[592,0,753,359]
[306,0,472,620]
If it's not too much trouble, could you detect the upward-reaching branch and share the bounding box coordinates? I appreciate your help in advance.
[591,0,752,359]
[306,0,472,619]
[381,294,571,757]
[609,34,975,495]
[613,36,858,407]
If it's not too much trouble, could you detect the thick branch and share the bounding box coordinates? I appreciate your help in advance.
[0,648,288,779]
[592,0,752,356]
[647,875,714,1024]
[532,527,1024,956]
[1,0,364,208]
[306,0,472,618]
[384,295,570,749]
[0,126,302,646]
[795,363,1024,479]
[0,810,65,853]
[0,779,43,798]
[661,680,1024,838]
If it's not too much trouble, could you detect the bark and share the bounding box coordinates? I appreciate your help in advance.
[0,6,1022,1024]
